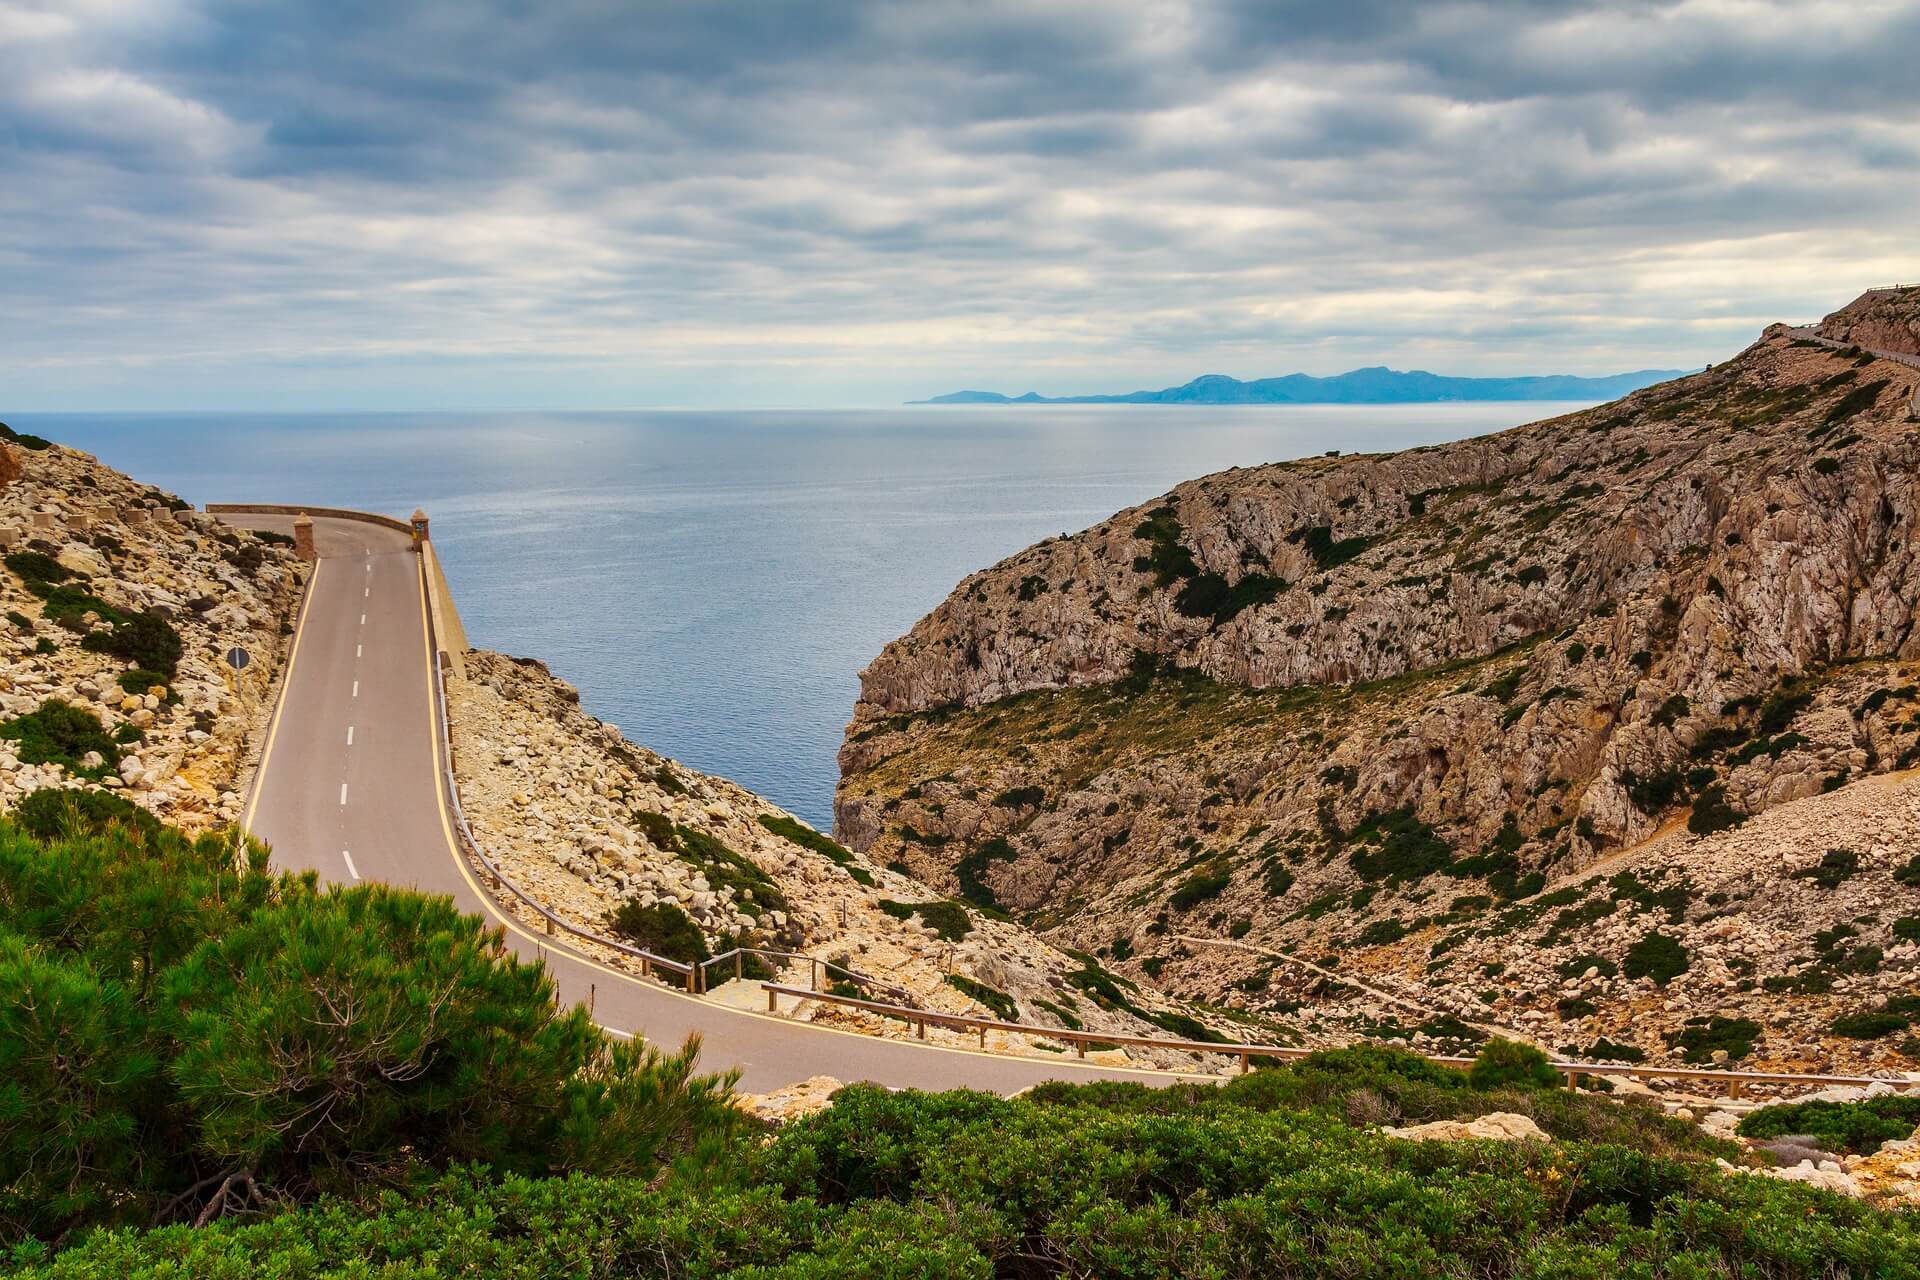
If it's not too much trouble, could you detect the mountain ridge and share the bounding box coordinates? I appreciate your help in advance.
[915,365,1693,405]
[841,286,1920,1074]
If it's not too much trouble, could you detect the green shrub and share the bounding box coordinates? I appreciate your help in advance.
[1355,917,1409,947]
[0,422,53,450]
[1832,1009,1909,1040]
[1555,953,1618,980]
[115,668,168,694]
[757,813,874,885]
[1468,1037,1561,1091]
[954,836,1017,913]
[1583,1037,1646,1063]
[11,788,159,846]
[1262,859,1294,896]
[1288,522,1374,571]
[1170,866,1230,910]
[1173,569,1288,623]
[79,609,183,679]
[1345,807,1454,882]
[672,824,790,918]
[0,815,741,1242]
[1739,1095,1920,1155]
[1892,915,1920,942]
[1664,1016,1762,1064]
[876,899,972,942]
[946,973,1017,1021]
[1686,785,1743,835]
[4,551,71,587]
[1622,931,1690,984]
[606,899,710,964]
[1793,847,1859,889]
[0,699,119,775]
[24,1064,1905,1276]
[1895,855,1920,887]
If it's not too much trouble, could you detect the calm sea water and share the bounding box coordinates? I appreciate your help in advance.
[14,405,1579,828]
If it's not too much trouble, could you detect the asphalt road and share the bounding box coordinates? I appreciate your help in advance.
[224,513,1208,1094]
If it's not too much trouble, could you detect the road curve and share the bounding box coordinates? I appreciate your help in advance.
[227,513,1210,1094]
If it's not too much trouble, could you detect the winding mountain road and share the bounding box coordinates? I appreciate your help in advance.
[224,513,1202,1093]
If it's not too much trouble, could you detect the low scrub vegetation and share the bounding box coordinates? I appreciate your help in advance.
[756,813,875,886]
[0,700,119,777]
[876,898,972,942]
[945,973,1017,1021]
[0,811,739,1248]
[1738,1095,1920,1156]
[24,1044,1915,1276]
[606,898,710,964]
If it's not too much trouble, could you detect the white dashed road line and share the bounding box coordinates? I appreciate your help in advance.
[346,725,354,746]
[339,782,349,806]
[343,850,361,880]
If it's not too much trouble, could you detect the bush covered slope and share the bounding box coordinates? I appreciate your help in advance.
[14,1058,1919,1277]
[837,290,1920,1069]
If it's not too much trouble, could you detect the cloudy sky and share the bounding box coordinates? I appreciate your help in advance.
[3,0,1917,410]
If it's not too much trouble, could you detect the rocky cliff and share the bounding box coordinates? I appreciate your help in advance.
[1,429,304,829]
[838,288,1920,1072]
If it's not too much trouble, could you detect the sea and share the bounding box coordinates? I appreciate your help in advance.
[13,404,1585,830]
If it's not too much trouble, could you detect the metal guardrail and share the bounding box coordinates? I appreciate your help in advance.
[206,502,416,536]
[764,984,1920,1097]
[699,947,915,1003]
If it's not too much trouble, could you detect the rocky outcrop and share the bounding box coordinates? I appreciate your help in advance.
[1383,1113,1548,1142]
[1816,285,1920,359]
[1,433,303,829]
[837,289,1920,1071]
[449,648,1263,1066]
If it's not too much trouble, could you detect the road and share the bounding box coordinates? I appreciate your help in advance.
[225,513,1207,1093]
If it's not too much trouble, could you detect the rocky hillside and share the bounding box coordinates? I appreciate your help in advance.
[0,427,303,830]
[448,648,1261,1065]
[838,287,1920,1073]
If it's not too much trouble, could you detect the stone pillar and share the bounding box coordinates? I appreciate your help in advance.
[30,511,55,535]
[410,507,429,552]
[293,512,317,563]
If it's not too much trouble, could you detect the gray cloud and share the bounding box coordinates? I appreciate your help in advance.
[2,0,1916,409]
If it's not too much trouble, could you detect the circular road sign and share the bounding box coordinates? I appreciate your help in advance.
[225,646,251,671]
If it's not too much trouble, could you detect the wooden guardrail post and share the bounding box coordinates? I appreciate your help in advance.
[768,988,778,1013]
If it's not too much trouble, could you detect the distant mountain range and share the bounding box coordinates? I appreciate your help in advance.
[913,366,1693,405]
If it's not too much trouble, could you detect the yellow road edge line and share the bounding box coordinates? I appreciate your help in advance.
[410,555,1221,1083]
[242,556,323,834]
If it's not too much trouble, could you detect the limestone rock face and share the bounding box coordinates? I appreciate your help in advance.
[1383,1112,1549,1142]
[837,290,1920,1071]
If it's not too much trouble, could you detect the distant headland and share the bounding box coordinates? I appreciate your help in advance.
[912,366,1693,405]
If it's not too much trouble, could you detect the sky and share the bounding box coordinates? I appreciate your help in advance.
[3,0,1918,411]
